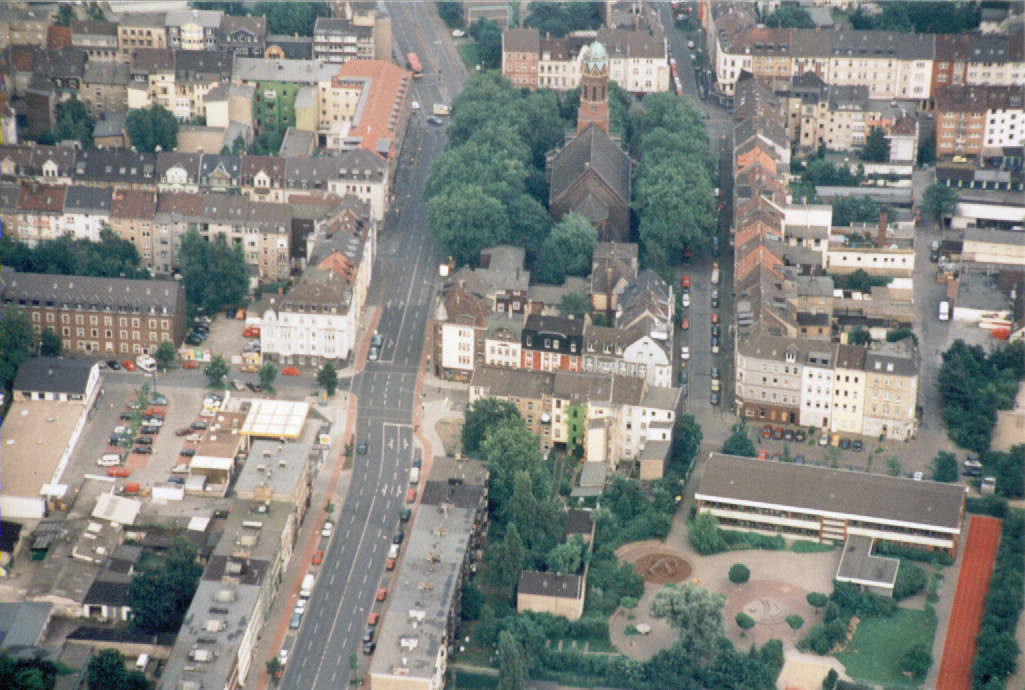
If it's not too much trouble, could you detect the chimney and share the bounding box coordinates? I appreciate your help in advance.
[876,208,888,246]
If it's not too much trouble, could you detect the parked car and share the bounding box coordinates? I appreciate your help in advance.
[711,337,719,354]
[290,612,302,629]
[710,366,719,380]
[363,642,376,655]
[368,346,379,361]
[149,395,168,406]
[681,275,690,289]
[851,439,863,452]
[711,324,720,338]
[135,436,153,445]
[107,360,121,370]
[176,427,192,436]
[312,549,323,565]
[283,366,301,376]
[122,360,137,371]
[773,428,784,440]
[367,612,379,626]
[794,430,807,442]
[371,332,384,348]
[680,317,689,330]
[680,346,690,361]
[762,425,772,439]
[107,467,131,477]
[710,312,719,324]
[184,333,204,345]
[231,379,245,391]
[682,293,691,308]
[711,290,719,308]
[357,441,368,454]
[133,446,152,454]
[183,360,200,369]
[362,627,375,643]
[322,522,334,538]
[710,392,720,406]
[119,412,133,421]
[140,426,159,435]
[783,429,795,442]
[840,438,852,450]
[191,421,208,430]
[678,370,688,385]
[376,588,387,601]
[426,115,443,125]
[392,531,405,544]
[818,434,829,446]
[180,448,197,457]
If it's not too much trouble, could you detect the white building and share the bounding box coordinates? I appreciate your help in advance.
[59,186,113,242]
[830,344,868,434]
[799,343,837,430]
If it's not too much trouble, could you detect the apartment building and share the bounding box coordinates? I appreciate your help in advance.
[232,57,338,134]
[799,343,838,430]
[165,9,221,51]
[218,15,267,57]
[283,149,390,222]
[861,339,919,440]
[241,156,287,203]
[581,322,672,388]
[735,336,805,425]
[831,344,867,435]
[13,183,65,246]
[521,314,585,372]
[0,267,187,356]
[434,285,490,382]
[0,5,51,49]
[155,151,202,193]
[117,13,167,62]
[934,85,1025,157]
[502,26,668,94]
[70,20,119,62]
[72,149,157,190]
[128,48,175,110]
[590,242,638,313]
[59,186,113,242]
[109,189,158,270]
[80,60,129,118]
[469,365,555,441]
[931,33,1025,97]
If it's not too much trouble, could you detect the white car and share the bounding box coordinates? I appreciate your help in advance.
[200,408,216,417]
[411,100,420,110]
[186,433,204,442]
[278,648,288,667]
[322,521,334,538]
[451,29,465,37]
[680,346,690,361]
[294,599,307,615]
[97,453,122,467]
[682,293,691,308]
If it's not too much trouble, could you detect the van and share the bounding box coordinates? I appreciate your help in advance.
[388,543,400,560]
[300,573,315,598]
[135,654,149,671]
[409,467,420,485]
[939,300,950,321]
[98,453,122,467]
[136,355,156,373]
[433,103,450,116]
[710,262,720,286]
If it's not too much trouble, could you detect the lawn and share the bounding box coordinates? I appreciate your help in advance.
[835,607,937,686]
[458,42,480,72]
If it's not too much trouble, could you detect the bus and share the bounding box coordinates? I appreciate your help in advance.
[407,52,422,78]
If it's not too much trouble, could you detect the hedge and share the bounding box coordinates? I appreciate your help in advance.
[873,541,954,566]
[972,511,1024,688]
[966,495,1008,518]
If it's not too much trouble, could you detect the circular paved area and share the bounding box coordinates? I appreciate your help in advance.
[634,552,693,584]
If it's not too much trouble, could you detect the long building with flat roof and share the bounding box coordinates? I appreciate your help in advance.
[695,453,965,556]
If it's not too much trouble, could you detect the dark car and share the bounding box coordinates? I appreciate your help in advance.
[119,412,134,421]
[711,324,720,338]
[678,369,688,384]
[363,642,376,655]
[362,627,375,643]
[110,434,124,445]
[107,360,122,370]
[185,334,203,345]
[710,366,719,380]
[794,430,807,442]
[133,446,152,454]
[393,531,405,544]
[140,426,159,435]
[180,448,197,457]
[357,441,368,454]
[400,507,412,522]
[794,454,805,465]
[783,429,795,442]
[930,250,940,262]
[840,438,852,450]
[711,292,719,308]
[851,439,863,452]
[168,475,186,485]
[412,452,422,469]
[135,436,153,445]
[191,421,208,430]
[710,392,720,406]
[426,115,443,125]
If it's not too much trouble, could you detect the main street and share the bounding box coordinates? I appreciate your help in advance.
[279,4,466,689]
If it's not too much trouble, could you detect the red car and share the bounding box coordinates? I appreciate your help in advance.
[367,612,379,626]
[183,360,200,370]
[406,488,417,503]
[711,313,719,324]
[122,360,137,371]
[773,427,784,440]
[283,366,301,376]
[681,275,690,289]
[107,467,131,477]
[762,425,772,439]
[312,549,323,565]
[376,588,387,602]
[385,557,396,571]
[680,318,689,330]
[757,450,768,460]
[175,427,192,436]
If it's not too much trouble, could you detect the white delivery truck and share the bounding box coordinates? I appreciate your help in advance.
[433,103,450,116]
[136,354,156,372]
[938,300,950,321]
[300,573,315,598]
[409,467,420,485]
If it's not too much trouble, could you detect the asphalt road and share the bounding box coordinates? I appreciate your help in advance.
[279,4,465,689]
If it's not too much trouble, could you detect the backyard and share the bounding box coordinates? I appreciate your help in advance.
[835,607,937,686]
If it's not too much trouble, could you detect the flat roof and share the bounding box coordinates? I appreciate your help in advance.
[241,399,310,439]
[0,400,84,504]
[236,441,312,498]
[835,534,899,588]
[697,454,965,533]
[196,411,248,458]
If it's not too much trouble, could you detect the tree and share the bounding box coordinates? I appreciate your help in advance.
[437,1,463,27]
[128,537,203,633]
[265,657,282,679]
[474,604,498,648]
[125,105,179,153]
[635,156,716,269]
[648,582,726,663]
[122,671,152,690]
[558,291,592,320]
[495,524,527,597]
[786,614,804,631]
[253,2,331,36]
[1,229,149,280]
[428,185,510,268]
[900,643,932,682]
[806,592,828,613]
[669,414,702,477]
[728,563,751,585]
[496,631,526,690]
[0,650,59,690]
[204,355,230,387]
[468,18,503,70]
[47,97,94,148]
[886,327,917,345]
[689,512,724,555]
[546,535,586,574]
[923,183,959,225]
[886,457,903,476]
[179,230,248,315]
[523,2,601,37]
[1,305,33,392]
[831,195,880,227]
[317,361,338,396]
[918,135,936,165]
[88,649,127,690]
[848,328,871,346]
[723,425,757,458]
[996,445,1025,499]
[893,561,928,601]
[39,328,61,357]
[534,213,598,284]
[931,451,959,483]
[259,362,278,390]
[155,341,176,370]
[822,668,838,690]
[247,130,283,156]
[462,397,522,456]
[972,631,1020,685]
[735,612,755,634]
[763,5,816,28]
[846,269,873,293]
[861,127,890,163]
[507,194,552,252]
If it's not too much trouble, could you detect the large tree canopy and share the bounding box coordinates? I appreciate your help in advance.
[427,184,511,267]
[534,212,598,284]
[649,582,727,663]
[178,229,248,315]
[128,537,202,633]
[1,229,149,279]
[125,105,178,153]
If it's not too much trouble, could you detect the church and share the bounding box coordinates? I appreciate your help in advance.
[548,41,633,243]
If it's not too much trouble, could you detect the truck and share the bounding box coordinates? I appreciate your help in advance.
[136,354,156,373]
[409,467,420,485]
[300,574,315,598]
[710,262,720,286]
[938,300,950,321]
[433,103,450,116]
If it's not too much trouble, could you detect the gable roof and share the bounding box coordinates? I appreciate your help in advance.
[12,357,94,396]
[550,125,631,205]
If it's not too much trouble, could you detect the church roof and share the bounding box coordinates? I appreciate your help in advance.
[550,125,631,207]
[583,40,608,69]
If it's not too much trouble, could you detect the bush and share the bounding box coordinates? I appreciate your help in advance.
[972,512,1025,688]
[966,495,1008,518]
[893,561,928,601]
[618,596,638,610]
[735,611,755,632]
[728,563,751,585]
[792,540,837,553]
[786,614,804,631]
[823,668,838,690]
[873,541,954,566]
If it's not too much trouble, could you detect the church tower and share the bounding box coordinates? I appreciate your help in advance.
[577,40,610,135]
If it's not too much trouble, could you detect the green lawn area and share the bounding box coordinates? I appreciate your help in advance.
[458,42,480,72]
[836,608,937,686]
